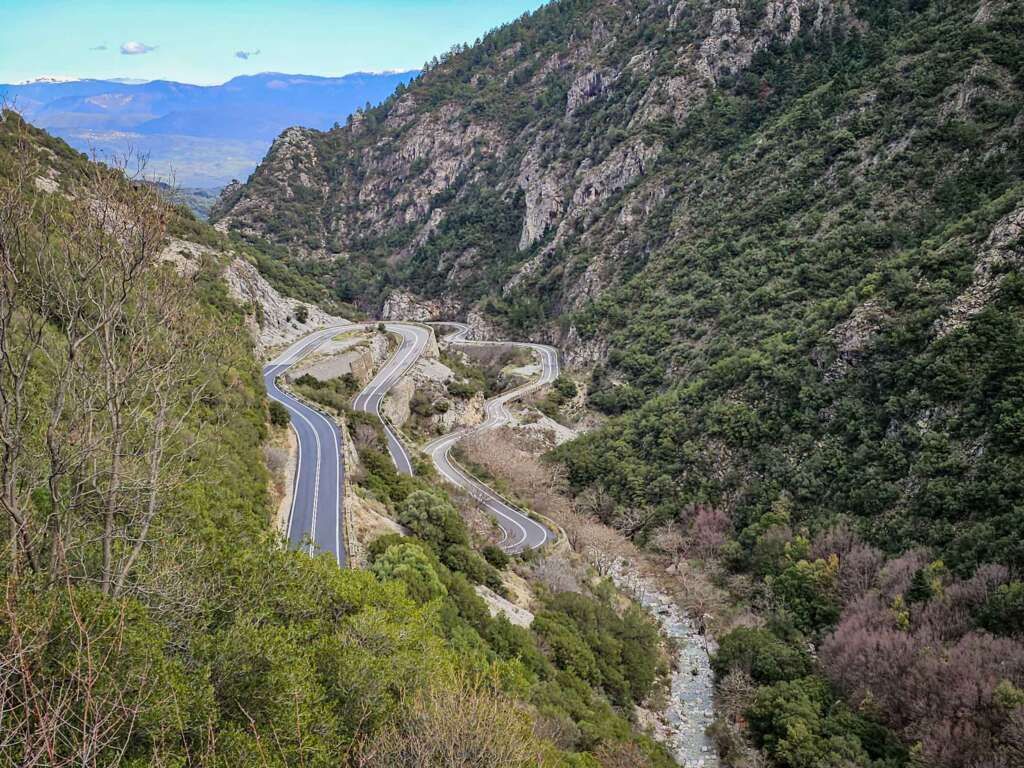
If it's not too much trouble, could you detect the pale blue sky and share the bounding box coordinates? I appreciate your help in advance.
[1,0,548,85]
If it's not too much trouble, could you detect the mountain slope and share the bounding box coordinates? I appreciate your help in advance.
[214,0,1024,575]
[1,112,684,768]
[117,2,1024,765]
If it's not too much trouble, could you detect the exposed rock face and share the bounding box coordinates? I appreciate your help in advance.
[209,179,243,228]
[158,235,344,355]
[222,257,343,354]
[823,300,887,383]
[464,308,504,342]
[212,0,854,352]
[563,324,608,369]
[381,289,462,322]
[215,103,503,258]
[33,173,59,194]
[935,205,1024,338]
[215,128,328,244]
[385,352,486,433]
[474,585,534,628]
[566,68,617,116]
[382,376,414,426]
[517,139,565,251]
[569,140,660,211]
[158,237,206,278]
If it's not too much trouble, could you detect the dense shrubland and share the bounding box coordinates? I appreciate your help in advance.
[706,516,1024,767]
[528,5,1024,762]
[346,408,679,766]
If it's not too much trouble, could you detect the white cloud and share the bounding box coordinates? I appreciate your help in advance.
[120,41,156,55]
[235,49,261,60]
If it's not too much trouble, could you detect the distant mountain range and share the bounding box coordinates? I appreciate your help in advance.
[1,71,417,188]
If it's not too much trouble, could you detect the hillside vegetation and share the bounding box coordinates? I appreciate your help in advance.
[0,113,681,768]
[215,0,1023,570]
[213,0,1024,765]
[1,71,418,187]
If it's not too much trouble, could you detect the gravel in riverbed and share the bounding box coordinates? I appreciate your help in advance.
[608,559,719,768]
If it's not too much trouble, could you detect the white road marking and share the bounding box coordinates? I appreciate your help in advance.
[269,372,303,542]
[265,327,347,562]
[287,400,322,555]
[352,324,427,474]
[421,324,560,552]
[279,320,559,558]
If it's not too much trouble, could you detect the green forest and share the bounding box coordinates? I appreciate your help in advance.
[7,0,1024,765]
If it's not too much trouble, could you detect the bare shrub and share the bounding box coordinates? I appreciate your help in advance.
[877,548,931,600]
[810,524,886,604]
[836,543,886,604]
[717,670,756,724]
[915,563,1010,641]
[592,739,661,768]
[651,524,687,567]
[689,503,730,560]
[821,578,1024,768]
[263,446,289,479]
[574,484,616,524]
[611,505,658,537]
[531,555,582,594]
[354,675,546,767]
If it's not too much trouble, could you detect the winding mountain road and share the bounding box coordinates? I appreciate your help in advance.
[266,319,559,564]
[264,324,351,566]
[351,323,432,476]
[423,322,559,553]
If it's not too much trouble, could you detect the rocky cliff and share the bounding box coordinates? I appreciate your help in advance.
[214,0,1019,359]
[213,0,863,325]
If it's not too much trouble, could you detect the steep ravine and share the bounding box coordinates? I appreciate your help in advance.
[352,322,720,763]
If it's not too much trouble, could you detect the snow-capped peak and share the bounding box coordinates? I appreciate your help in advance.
[18,75,82,85]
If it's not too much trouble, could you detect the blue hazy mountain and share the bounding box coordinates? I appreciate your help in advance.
[1,71,417,187]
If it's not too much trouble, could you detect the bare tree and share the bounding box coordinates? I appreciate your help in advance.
[575,484,616,524]
[0,579,163,767]
[530,555,582,594]
[689,503,730,561]
[555,506,590,553]
[0,118,53,573]
[0,112,215,596]
[1001,707,1024,768]
[611,505,657,538]
[717,670,756,724]
[652,524,687,568]
[592,740,653,768]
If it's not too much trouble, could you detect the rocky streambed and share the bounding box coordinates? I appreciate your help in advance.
[608,559,719,768]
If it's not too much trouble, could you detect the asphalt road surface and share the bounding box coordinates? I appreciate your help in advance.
[269,320,558,562]
[423,322,559,553]
[264,325,351,566]
[351,322,432,476]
